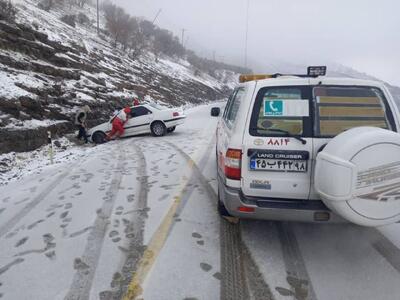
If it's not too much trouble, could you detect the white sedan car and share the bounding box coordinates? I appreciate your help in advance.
[88,103,186,143]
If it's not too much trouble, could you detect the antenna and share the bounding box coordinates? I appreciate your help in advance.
[244,0,250,69]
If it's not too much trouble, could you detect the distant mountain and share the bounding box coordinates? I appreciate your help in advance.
[327,63,400,106]
[251,59,400,106]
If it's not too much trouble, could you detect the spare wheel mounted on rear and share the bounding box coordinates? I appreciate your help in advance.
[315,127,400,227]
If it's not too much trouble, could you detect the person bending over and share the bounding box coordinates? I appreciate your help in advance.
[107,107,131,140]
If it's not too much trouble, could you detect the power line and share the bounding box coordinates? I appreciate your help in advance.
[152,9,162,25]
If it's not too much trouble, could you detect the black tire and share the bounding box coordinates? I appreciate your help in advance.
[167,126,176,133]
[92,131,106,144]
[151,121,166,137]
[216,156,231,217]
[218,189,232,217]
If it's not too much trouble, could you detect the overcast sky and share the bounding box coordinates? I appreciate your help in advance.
[114,0,400,86]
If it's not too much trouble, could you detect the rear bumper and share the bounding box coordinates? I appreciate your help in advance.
[219,180,345,223]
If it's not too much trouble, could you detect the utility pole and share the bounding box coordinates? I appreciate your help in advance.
[244,0,250,69]
[96,0,99,35]
[152,9,162,24]
[181,29,185,47]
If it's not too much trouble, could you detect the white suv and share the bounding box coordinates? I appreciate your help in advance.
[213,67,400,226]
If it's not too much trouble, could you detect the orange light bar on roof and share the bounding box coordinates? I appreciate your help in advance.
[239,74,273,83]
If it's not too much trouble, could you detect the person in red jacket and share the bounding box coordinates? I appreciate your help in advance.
[107,107,131,140]
[133,98,140,106]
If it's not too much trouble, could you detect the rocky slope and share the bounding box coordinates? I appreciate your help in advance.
[0,0,239,153]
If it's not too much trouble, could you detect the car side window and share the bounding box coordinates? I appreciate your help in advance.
[223,88,245,128]
[223,90,236,120]
[131,107,152,117]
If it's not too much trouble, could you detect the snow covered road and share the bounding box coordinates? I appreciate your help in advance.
[1,104,400,300]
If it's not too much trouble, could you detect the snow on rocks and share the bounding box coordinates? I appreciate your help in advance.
[0,136,91,185]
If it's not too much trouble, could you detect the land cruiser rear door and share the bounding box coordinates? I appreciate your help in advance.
[309,82,399,200]
[241,84,314,199]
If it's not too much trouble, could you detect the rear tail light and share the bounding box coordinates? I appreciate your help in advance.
[173,112,179,117]
[225,148,242,180]
[237,206,255,213]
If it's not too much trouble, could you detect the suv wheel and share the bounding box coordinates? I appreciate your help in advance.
[217,190,232,217]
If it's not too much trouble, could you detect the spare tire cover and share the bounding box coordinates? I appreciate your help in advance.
[315,127,400,226]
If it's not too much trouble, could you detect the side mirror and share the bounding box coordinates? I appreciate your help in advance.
[211,107,221,117]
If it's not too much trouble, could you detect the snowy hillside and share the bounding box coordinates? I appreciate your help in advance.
[0,0,240,153]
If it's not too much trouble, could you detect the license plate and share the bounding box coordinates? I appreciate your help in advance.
[250,159,307,172]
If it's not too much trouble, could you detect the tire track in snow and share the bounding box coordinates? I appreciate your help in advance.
[0,258,24,276]
[121,138,272,299]
[122,139,219,299]
[107,142,148,300]
[165,139,217,213]
[65,147,126,300]
[276,222,317,300]
[242,242,275,300]
[166,142,272,300]
[219,220,250,300]
[372,229,400,274]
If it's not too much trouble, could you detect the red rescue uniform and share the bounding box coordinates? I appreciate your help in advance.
[107,107,131,140]
[109,117,124,137]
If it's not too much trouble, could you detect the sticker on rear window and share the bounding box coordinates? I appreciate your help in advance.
[264,99,309,117]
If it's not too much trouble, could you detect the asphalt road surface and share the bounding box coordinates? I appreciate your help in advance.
[1,104,400,300]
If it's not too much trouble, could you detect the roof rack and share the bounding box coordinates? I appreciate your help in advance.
[239,66,327,83]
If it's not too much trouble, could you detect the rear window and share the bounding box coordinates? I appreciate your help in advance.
[249,86,311,137]
[314,86,393,137]
[131,106,152,117]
